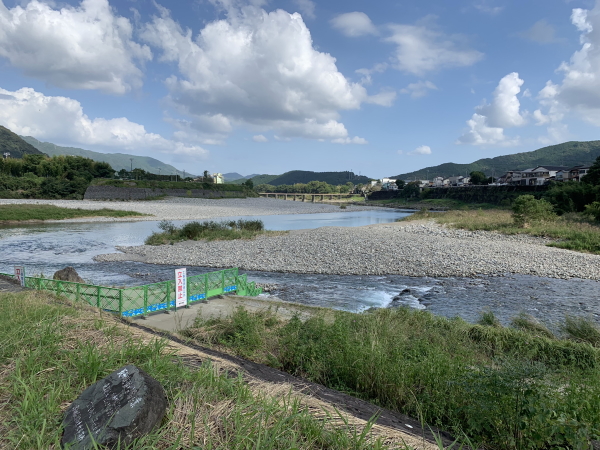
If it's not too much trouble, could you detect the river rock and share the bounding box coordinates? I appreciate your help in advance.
[53,266,85,284]
[61,365,167,450]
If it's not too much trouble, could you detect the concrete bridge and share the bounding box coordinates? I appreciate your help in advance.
[259,192,355,202]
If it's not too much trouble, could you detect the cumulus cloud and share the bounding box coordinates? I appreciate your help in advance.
[293,0,315,20]
[252,134,268,142]
[543,3,600,126]
[400,80,438,98]
[330,12,377,37]
[140,4,375,144]
[476,72,526,128]
[398,145,432,155]
[0,0,152,94]
[355,63,388,85]
[457,73,525,146]
[517,19,559,44]
[0,87,207,159]
[385,17,483,76]
[456,114,519,146]
[332,136,368,144]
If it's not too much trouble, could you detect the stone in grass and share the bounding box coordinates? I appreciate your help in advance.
[53,266,85,284]
[61,365,167,450]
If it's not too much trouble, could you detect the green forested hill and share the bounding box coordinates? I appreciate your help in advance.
[21,136,190,175]
[392,141,600,180]
[0,126,46,159]
[238,170,371,186]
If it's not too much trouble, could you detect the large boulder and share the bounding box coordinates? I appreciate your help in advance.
[53,266,85,284]
[61,365,167,450]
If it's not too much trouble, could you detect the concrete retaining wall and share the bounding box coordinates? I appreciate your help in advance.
[84,185,246,200]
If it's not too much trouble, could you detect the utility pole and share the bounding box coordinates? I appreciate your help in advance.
[130,158,133,172]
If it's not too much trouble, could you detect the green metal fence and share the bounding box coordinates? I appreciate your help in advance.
[1,268,262,317]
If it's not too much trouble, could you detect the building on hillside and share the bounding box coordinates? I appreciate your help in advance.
[568,165,590,182]
[448,176,467,186]
[213,173,224,184]
[432,176,448,187]
[382,181,398,190]
[522,166,567,185]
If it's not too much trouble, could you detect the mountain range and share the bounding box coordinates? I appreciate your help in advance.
[392,141,600,180]
[20,136,190,176]
[230,170,372,186]
[0,126,46,159]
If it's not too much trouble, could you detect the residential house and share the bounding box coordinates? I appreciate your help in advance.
[567,165,590,182]
[521,166,567,186]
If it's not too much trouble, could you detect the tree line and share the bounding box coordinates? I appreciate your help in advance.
[256,181,355,194]
[0,154,114,199]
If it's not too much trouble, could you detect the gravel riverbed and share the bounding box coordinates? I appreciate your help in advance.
[95,221,600,280]
[0,197,377,222]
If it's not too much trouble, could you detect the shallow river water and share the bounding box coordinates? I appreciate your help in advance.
[1,209,598,329]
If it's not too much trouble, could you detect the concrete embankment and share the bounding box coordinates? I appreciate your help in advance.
[83,185,246,200]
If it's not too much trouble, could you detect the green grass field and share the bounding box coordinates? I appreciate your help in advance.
[183,306,600,449]
[0,290,413,449]
[0,204,146,221]
[402,208,600,254]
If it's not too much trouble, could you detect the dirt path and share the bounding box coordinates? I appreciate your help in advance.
[0,275,23,293]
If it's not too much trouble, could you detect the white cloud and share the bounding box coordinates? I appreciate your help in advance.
[476,72,526,128]
[293,0,315,20]
[332,136,368,144]
[456,113,519,146]
[457,73,525,146]
[365,89,397,106]
[330,11,377,37]
[400,80,438,98]
[412,145,432,155]
[518,19,559,44]
[355,63,388,85]
[473,1,504,15]
[252,134,268,142]
[0,87,207,159]
[571,8,592,33]
[385,17,483,75]
[141,4,382,142]
[522,88,532,98]
[0,0,152,94]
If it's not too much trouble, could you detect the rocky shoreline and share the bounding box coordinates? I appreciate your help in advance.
[95,221,600,281]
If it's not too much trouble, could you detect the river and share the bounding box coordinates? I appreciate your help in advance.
[1,209,598,329]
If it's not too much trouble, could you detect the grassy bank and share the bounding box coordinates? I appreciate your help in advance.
[145,219,285,245]
[0,204,146,222]
[369,198,504,211]
[402,209,600,254]
[183,306,600,449]
[0,290,410,449]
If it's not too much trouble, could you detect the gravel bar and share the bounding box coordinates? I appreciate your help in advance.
[95,221,600,281]
[0,197,377,222]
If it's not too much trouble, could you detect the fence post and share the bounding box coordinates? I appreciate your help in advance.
[118,289,123,316]
[143,285,148,317]
[221,270,225,294]
[165,280,171,313]
[186,276,190,308]
[57,281,62,297]
[76,283,80,301]
[37,278,41,290]
[204,273,208,301]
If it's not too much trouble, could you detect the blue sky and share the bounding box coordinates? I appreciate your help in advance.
[1,0,599,178]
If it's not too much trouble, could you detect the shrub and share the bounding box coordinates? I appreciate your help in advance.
[510,313,555,339]
[478,311,502,327]
[512,195,557,227]
[561,315,600,347]
[584,201,600,221]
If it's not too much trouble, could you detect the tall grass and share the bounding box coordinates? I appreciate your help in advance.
[402,209,600,254]
[0,204,145,221]
[185,306,600,449]
[145,219,282,245]
[0,291,403,449]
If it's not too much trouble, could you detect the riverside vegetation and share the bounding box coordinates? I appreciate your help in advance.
[183,305,600,449]
[0,204,145,222]
[0,289,422,450]
[145,219,284,245]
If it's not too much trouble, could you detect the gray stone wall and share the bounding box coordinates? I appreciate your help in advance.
[84,185,245,200]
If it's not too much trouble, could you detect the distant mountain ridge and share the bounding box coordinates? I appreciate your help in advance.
[392,141,600,180]
[0,126,46,159]
[21,136,191,176]
[232,170,372,186]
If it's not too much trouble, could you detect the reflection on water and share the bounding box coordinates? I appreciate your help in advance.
[1,208,599,328]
